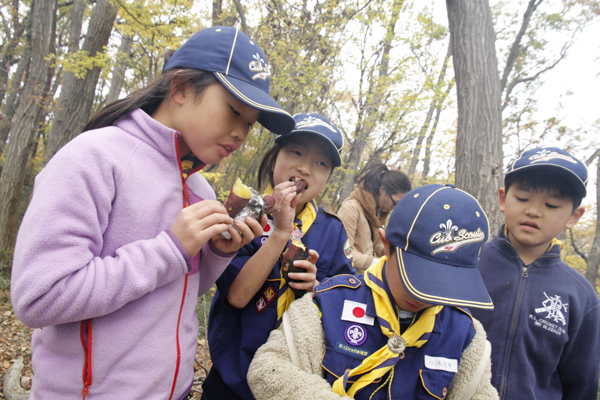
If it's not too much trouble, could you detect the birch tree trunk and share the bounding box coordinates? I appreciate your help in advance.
[446,0,503,234]
[0,0,56,275]
[43,0,118,165]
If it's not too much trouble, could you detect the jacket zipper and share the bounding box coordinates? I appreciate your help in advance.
[498,241,557,399]
[169,133,204,399]
[80,319,93,399]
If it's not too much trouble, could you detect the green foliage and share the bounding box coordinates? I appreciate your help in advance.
[60,49,111,79]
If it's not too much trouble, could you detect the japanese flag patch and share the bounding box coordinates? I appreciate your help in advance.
[341,300,374,326]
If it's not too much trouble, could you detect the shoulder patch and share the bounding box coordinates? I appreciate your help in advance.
[343,240,353,259]
[316,274,361,294]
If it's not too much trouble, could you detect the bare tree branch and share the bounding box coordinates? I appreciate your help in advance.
[569,229,587,262]
[500,0,542,91]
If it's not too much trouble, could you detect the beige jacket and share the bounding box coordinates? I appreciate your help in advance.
[337,198,384,273]
[248,293,499,400]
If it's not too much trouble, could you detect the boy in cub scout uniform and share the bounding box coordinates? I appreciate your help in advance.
[247,184,499,400]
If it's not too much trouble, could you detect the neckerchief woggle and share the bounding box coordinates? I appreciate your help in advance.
[332,257,443,397]
[262,185,318,322]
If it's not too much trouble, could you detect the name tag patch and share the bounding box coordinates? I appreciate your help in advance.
[424,355,458,373]
[335,341,370,358]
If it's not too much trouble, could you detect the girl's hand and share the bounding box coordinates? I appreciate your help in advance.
[270,181,301,234]
[210,215,267,254]
[170,200,233,258]
[287,249,320,293]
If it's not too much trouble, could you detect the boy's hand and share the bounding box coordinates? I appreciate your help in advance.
[210,215,267,254]
[170,200,233,258]
[287,249,320,293]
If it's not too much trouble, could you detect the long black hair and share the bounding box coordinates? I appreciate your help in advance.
[358,163,412,197]
[84,68,218,132]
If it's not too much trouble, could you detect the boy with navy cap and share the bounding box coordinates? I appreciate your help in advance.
[247,184,499,399]
[470,147,600,400]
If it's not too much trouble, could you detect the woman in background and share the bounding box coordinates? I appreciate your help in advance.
[337,163,411,273]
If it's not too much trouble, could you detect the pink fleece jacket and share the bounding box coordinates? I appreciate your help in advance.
[11,109,235,400]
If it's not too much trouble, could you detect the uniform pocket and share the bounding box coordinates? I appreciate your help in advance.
[322,345,369,380]
[414,369,454,399]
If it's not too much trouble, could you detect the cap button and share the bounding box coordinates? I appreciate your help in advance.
[445,183,456,188]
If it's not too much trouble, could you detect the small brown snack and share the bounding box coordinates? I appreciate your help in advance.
[291,177,307,194]
[281,240,308,298]
[223,178,252,218]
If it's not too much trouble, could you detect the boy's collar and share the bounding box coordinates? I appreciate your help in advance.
[501,224,563,255]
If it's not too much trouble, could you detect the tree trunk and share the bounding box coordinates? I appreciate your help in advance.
[43,0,118,165]
[0,6,33,158]
[339,0,404,202]
[104,34,133,105]
[0,0,26,104]
[585,155,600,289]
[0,0,56,276]
[446,0,503,234]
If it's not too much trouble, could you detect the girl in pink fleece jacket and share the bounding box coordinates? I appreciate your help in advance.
[10,27,294,400]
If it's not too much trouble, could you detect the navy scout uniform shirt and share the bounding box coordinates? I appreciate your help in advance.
[314,270,476,400]
[207,207,355,400]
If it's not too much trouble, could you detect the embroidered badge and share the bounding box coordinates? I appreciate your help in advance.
[255,284,277,314]
[249,53,270,81]
[335,341,369,358]
[429,219,485,255]
[345,324,367,346]
[290,227,303,241]
[343,240,352,259]
[295,115,338,133]
[529,292,568,336]
[529,149,577,164]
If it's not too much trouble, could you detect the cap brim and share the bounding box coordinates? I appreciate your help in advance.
[214,72,295,135]
[276,131,341,167]
[396,248,493,310]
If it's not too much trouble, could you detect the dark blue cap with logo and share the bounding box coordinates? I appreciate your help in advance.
[275,113,344,167]
[505,147,588,198]
[163,26,295,135]
[386,184,493,310]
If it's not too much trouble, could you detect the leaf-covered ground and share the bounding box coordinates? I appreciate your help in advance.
[0,283,211,399]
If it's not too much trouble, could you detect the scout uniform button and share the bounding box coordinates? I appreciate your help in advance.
[442,387,448,397]
[387,335,406,354]
[349,277,357,285]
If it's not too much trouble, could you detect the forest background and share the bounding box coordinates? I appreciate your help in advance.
[0,0,599,397]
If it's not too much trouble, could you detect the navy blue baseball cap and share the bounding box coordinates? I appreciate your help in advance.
[275,113,344,167]
[505,147,588,198]
[386,184,493,310]
[163,26,295,135]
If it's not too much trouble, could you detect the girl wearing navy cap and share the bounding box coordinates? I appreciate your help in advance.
[10,27,293,400]
[203,113,356,400]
